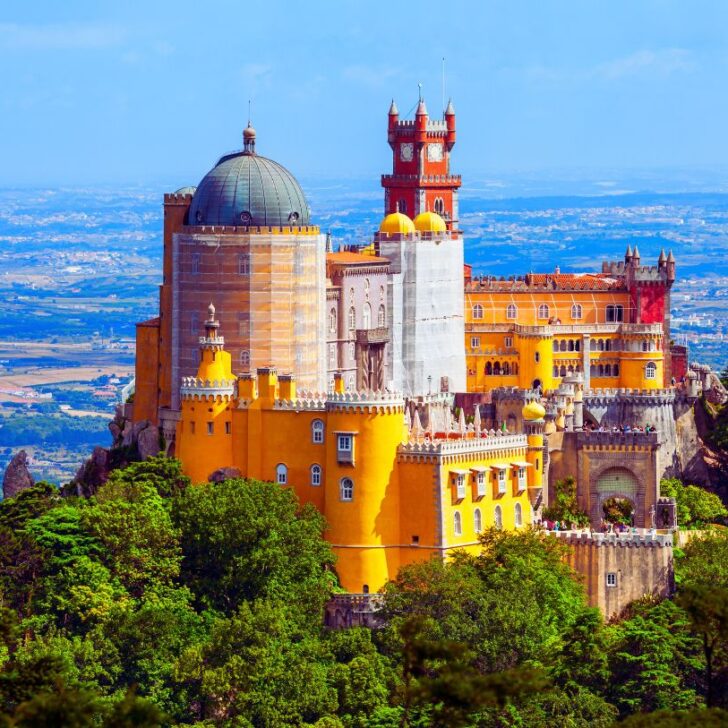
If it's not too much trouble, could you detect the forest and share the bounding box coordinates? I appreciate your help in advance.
[0,456,726,727]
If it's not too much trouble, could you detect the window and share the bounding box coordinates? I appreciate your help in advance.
[538,304,550,319]
[494,505,503,530]
[190,312,199,335]
[476,472,486,498]
[472,304,484,320]
[206,422,214,435]
[606,572,617,588]
[470,336,481,349]
[614,363,620,377]
[505,336,513,348]
[536,458,539,471]
[453,511,462,536]
[276,464,287,485]
[559,340,567,352]
[225,421,231,435]
[340,477,354,501]
[362,303,372,329]
[517,467,526,490]
[535,352,540,363]
[474,508,482,533]
[328,308,337,333]
[399,199,407,215]
[606,305,624,323]
[238,252,250,275]
[312,419,324,444]
[553,365,559,377]
[240,350,250,369]
[310,464,322,486]
[515,502,523,527]
[348,341,355,361]
[337,433,354,463]
[553,340,559,353]
[455,474,466,500]
[190,421,195,435]
[378,304,386,327]
[642,341,649,352]
[338,434,352,451]
[506,304,517,319]
[497,469,506,494]
[571,303,582,319]
[411,535,420,545]
[568,340,575,352]
[191,252,201,274]
[348,306,356,330]
[560,365,567,377]
[645,362,657,380]
[328,344,337,368]
[434,197,445,215]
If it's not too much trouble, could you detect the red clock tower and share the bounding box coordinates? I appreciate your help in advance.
[382,96,461,230]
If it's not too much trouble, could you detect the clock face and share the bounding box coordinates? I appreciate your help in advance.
[400,143,413,162]
[427,143,443,162]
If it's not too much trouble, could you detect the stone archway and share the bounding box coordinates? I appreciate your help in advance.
[592,466,641,526]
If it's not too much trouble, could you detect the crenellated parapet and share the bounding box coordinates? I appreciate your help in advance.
[325,390,405,414]
[584,388,676,407]
[180,376,236,401]
[551,530,673,547]
[398,432,527,464]
[272,395,327,412]
[576,430,659,448]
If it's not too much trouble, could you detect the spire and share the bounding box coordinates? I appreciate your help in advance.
[473,404,482,436]
[667,249,675,262]
[458,407,466,434]
[625,244,633,260]
[388,98,398,115]
[416,84,428,116]
[658,248,667,263]
[633,245,641,261]
[445,98,455,115]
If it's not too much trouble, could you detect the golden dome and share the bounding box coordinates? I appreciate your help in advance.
[379,212,415,234]
[522,400,546,421]
[413,211,447,233]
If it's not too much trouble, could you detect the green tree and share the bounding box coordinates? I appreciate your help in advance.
[542,476,590,528]
[171,478,335,618]
[660,478,727,529]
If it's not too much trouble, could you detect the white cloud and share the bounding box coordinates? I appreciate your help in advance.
[341,64,400,89]
[0,22,126,51]
[595,48,696,80]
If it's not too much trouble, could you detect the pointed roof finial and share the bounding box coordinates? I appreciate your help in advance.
[416,84,428,116]
[418,82,422,101]
[667,249,675,262]
[658,248,667,263]
[445,98,455,115]
[625,244,633,259]
[633,245,641,260]
[389,98,398,115]
[207,302,216,321]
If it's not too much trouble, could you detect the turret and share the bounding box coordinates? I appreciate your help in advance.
[658,248,667,270]
[625,244,633,264]
[522,400,546,504]
[444,98,456,150]
[666,250,676,282]
[387,99,399,147]
[415,97,428,145]
[632,245,641,266]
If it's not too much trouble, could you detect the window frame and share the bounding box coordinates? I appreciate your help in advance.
[310,464,322,486]
[472,303,484,320]
[340,477,354,502]
[474,508,483,533]
[537,304,549,320]
[276,463,287,485]
[312,419,325,444]
[453,511,462,536]
[506,304,517,320]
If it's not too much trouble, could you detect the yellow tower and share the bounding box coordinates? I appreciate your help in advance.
[323,391,406,593]
[176,304,237,483]
[522,399,546,497]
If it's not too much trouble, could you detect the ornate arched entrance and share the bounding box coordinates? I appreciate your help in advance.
[591,466,643,527]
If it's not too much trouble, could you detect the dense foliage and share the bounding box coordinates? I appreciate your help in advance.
[542,475,590,527]
[661,477,728,528]
[0,458,726,726]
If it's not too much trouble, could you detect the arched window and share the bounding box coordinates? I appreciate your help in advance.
[506,304,517,319]
[276,464,287,485]
[502,362,510,375]
[493,361,502,375]
[310,464,322,486]
[535,352,540,363]
[472,304,484,320]
[590,364,597,377]
[598,364,604,376]
[240,350,250,369]
[553,340,559,352]
[474,508,482,534]
[614,363,620,377]
[348,306,356,330]
[604,364,612,376]
[328,308,337,333]
[598,339,605,352]
[645,362,656,380]
[238,252,250,276]
[590,338,597,351]
[568,340,575,352]
[364,278,370,295]
[560,340,567,352]
[379,284,385,299]
[571,304,582,320]
[312,419,324,444]
[567,365,574,374]
[553,365,559,377]
[494,505,503,530]
[575,340,581,351]
[362,303,372,329]
[538,304,549,319]
[513,362,519,374]
[560,365,567,377]
[605,339,612,351]
[453,511,462,536]
[377,304,386,328]
[434,197,445,215]
[515,502,523,527]
[340,477,354,501]
[642,341,649,352]
[485,362,492,375]
[399,199,407,215]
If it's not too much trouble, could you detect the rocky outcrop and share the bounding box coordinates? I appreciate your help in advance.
[66,406,162,498]
[2,450,35,500]
[209,467,242,483]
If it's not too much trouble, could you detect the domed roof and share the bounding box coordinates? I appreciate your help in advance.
[189,131,310,228]
[413,211,447,233]
[379,212,415,234]
[522,400,546,421]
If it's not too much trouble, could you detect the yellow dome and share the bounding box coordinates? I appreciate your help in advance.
[379,212,415,234]
[522,400,546,421]
[413,211,447,233]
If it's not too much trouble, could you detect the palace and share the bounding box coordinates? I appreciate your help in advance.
[130,95,685,610]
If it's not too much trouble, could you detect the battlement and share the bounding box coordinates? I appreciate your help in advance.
[381,173,462,185]
[163,192,194,203]
[272,394,326,411]
[180,376,236,400]
[326,390,405,413]
[551,530,673,547]
[184,224,321,235]
[576,430,660,447]
[399,431,527,457]
[584,387,676,406]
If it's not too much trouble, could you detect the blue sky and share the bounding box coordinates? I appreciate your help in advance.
[1,0,728,185]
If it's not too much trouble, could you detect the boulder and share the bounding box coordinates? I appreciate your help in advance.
[2,450,35,500]
[137,424,161,461]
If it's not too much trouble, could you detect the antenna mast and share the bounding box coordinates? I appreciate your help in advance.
[441,57,446,116]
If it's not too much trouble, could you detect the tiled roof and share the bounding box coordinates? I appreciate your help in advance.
[465,272,625,292]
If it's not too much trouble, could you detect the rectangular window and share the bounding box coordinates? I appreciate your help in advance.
[606,572,617,588]
[225,421,231,435]
[517,467,526,490]
[238,252,250,276]
[190,421,195,435]
[337,434,354,464]
[190,314,199,336]
[497,469,506,494]
[455,474,466,500]
[191,252,201,275]
[206,422,214,435]
[504,336,513,348]
[476,472,486,498]
[470,336,480,349]
[328,344,337,368]
[411,535,420,545]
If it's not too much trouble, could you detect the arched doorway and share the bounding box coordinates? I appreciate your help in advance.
[594,467,640,526]
[532,378,542,390]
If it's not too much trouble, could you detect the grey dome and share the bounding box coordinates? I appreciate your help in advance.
[189,149,310,227]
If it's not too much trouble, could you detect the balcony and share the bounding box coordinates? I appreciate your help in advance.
[355,327,389,345]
